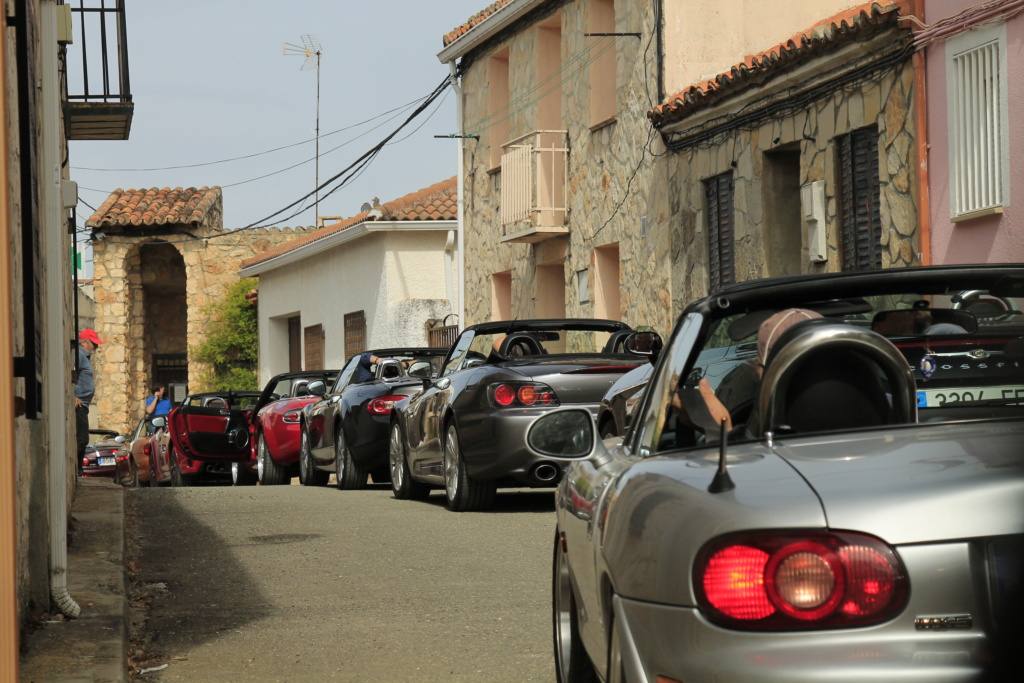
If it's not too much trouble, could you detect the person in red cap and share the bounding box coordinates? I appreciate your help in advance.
[75,329,102,474]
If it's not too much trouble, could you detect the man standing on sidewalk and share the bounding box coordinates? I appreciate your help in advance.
[74,329,102,475]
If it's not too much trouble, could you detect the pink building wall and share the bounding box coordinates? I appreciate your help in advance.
[925,0,1024,263]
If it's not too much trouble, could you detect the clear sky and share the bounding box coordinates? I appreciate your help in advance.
[70,0,489,276]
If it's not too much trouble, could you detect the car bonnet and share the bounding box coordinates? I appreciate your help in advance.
[769,420,1024,545]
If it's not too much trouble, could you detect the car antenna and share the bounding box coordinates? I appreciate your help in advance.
[707,418,735,493]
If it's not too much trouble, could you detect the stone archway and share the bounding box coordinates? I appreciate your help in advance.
[139,243,187,400]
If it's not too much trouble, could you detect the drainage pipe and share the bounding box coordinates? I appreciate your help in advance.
[41,0,80,619]
[449,61,465,329]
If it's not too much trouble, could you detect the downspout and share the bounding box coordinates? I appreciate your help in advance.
[910,0,931,265]
[449,61,465,328]
[41,0,80,618]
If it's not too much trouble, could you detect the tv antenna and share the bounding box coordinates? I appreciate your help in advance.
[284,34,323,224]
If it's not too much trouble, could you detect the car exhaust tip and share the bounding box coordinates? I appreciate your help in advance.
[532,462,560,483]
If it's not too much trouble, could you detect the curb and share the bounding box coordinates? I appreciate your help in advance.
[19,478,128,682]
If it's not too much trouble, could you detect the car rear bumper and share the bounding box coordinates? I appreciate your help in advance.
[613,595,988,682]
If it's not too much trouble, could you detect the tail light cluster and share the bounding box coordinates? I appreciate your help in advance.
[488,382,559,408]
[694,531,907,630]
[367,395,406,416]
[282,408,303,424]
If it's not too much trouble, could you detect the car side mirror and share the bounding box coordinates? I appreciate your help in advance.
[407,360,433,379]
[526,408,598,460]
[115,436,126,444]
[151,416,166,429]
[625,331,663,360]
[307,380,327,397]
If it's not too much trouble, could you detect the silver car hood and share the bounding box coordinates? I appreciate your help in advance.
[771,420,1024,545]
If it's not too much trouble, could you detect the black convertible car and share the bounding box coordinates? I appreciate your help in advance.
[389,319,660,511]
[300,347,448,488]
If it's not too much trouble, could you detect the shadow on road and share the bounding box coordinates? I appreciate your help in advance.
[412,488,556,514]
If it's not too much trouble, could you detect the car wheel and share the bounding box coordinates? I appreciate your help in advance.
[170,449,198,487]
[389,421,429,501]
[553,531,600,683]
[334,427,367,490]
[298,426,329,487]
[443,422,495,512]
[148,457,159,488]
[231,461,257,486]
[257,434,288,486]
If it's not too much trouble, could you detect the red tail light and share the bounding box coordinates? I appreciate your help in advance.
[488,382,559,408]
[695,531,907,630]
[367,395,405,415]
[282,408,302,424]
[144,443,151,455]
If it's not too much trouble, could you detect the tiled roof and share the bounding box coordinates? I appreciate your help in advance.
[648,1,908,128]
[443,0,512,47]
[241,177,458,270]
[86,186,221,228]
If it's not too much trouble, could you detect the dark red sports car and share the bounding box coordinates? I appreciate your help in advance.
[81,429,127,479]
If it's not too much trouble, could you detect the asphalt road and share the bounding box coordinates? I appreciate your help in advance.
[128,480,558,682]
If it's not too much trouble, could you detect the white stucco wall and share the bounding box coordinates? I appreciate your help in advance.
[253,226,455,383]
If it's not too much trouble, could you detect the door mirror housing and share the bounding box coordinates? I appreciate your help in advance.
[625,331,664,360]
[151,416,166,429]
[307,380,327,397]
[526,408,597,460]
[407,361,433,379]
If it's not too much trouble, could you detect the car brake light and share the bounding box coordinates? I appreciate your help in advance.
[489,383,559,408]
[695,531,906,630]
[367,395,405,415]
[144,443,151,455]
[282,408,302,423]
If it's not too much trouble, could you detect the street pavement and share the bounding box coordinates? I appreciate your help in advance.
[22,477,559,681]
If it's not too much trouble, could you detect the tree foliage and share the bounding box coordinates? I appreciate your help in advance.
[191,278,259,392]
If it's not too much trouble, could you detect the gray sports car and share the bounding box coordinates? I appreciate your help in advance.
[389,319,660,511]
[526,264,1024,682]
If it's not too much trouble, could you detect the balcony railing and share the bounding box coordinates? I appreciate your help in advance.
[63,0,133,140]
[500,130,569,243]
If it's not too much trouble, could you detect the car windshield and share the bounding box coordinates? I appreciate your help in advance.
[644,286,1024,454]
[445,324,631,375]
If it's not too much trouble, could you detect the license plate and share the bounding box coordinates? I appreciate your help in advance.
[98,456,115,466]
[917,385,1024,407]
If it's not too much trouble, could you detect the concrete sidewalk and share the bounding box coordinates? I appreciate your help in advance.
[20,478,128,682]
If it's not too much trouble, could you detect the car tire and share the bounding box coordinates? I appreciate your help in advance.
[231,461,257,486]
[334,427,367,490]
[257,434,288,486]
[389,421,429,501]
[298,426,329,487]
[148,457,159,488]
[553,531,600,683]
[170,449,198,487]
[443,422,495,512]
[127,458,140,488]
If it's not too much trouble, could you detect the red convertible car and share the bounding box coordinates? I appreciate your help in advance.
[230,370,339,486]
[165,391,262,486]
[81,429,127,479]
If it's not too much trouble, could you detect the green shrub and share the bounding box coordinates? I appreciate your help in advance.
[191,278,259,392]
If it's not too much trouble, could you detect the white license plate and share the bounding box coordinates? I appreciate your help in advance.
[917,385,1024,408]
[98,456,115,466]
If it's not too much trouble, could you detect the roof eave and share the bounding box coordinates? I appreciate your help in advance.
[238,219,457,278]
[437,0,547,64]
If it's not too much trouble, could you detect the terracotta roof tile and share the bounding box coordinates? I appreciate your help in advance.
[649,1,909,128]
[86,186,221,228]
[241,177,457,270]
[443,0,512,47]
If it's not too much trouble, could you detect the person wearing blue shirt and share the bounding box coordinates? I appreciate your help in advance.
[75,329,102,476]
[145,383,173,417]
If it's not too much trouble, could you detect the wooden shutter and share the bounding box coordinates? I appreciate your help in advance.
[837,127,882,271]
[344,311,366,359]
[705,172,735,292]
[304,325,325,371]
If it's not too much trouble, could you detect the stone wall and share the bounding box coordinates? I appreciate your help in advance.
[459,0,676,336]
[91,211,310,434]
[667,57,920,310]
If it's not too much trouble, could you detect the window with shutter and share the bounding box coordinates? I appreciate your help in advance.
[344,311,366,359]
[288,316,301,372]
[836,127,882,271]
[704,172,735,291]
[304,324,325,371]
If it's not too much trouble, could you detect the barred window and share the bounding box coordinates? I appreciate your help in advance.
[836,127,882,272]
[705,172,735,292]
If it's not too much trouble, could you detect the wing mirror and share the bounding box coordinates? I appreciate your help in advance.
[525,408,599,461]
[151,416,166,429]
[407,361,433,379]
[625,330,663,360]
[307,380,327,397]
[114,436,126,444]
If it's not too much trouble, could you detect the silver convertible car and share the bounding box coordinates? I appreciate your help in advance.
[526,264,1024,682]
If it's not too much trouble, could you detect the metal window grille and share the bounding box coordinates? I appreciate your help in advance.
[951,39,1003,216]
[837,127,882,272]
[704,172,735,292]
[304,325,325,371]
